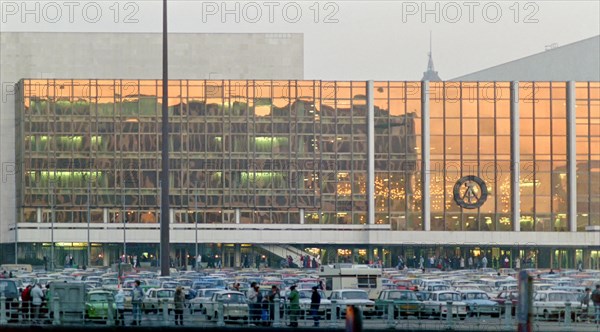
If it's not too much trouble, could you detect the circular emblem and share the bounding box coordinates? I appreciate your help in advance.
[453,176,488,209]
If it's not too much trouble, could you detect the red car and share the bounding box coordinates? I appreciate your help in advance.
[492,291,519,315]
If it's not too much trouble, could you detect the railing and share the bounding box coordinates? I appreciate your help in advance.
[15,223,390,231]
[2,296,599,331]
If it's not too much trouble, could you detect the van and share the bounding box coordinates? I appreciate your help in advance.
[319,265,382,299]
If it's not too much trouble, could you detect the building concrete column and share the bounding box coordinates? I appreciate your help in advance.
[235,209,240,224]
[510,82,521,232]
[169,209,175,224]
[234,244,241,268]
[103,208,108,223]
[566,81,577,232]
[583,250,591,269]
[367,80,375,225]
[37,208,42,223]
[421,81,431,231]
[300,208,305,224]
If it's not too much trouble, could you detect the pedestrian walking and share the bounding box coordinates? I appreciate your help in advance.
[288,285,300,327]
[310,286,321,327]
[131,280,144,326]
[114,289,125,326]
[174,286,185,326]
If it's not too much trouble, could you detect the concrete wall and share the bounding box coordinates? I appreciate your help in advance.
[14,223,600,247]
[0,32,304,243]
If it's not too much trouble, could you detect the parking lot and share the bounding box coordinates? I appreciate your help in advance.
[1,264,599,331]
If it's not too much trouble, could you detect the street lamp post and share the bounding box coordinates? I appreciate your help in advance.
[195,190,198,263]
[87,179,91,267]
[49,181,55,271]
[160,0,171,276]
[122,191,127,262]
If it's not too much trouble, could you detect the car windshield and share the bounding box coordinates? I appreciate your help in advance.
[438,293,461,302]
[89,293,109,302]
[388,291,417,301]
[157,290,174,298]
[464,293,489,300]
[548,293,579,302]
[297,290,325,299]
[102,278,118,285]
[162,282,178,288]
[342,291,368,300]
[203,290,219,298]
[219,293,247,304]
[146,279,161,287]
[0,280,18,298]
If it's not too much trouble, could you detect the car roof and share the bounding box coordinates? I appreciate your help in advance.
[215,290,244,295]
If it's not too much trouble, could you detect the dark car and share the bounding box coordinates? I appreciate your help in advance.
[0,279,20,322]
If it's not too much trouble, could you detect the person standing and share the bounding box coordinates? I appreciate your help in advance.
[114,289,125,326]
[580,287,591,322]
[310,286,321,327]
[267,285,280,325]
[482,256,488,269]
[247,282,260,325]
[592,284,600,324]
[288,285,300,327]
[468,256,473,269]
[30,283,44,324]
[21,285,32,322]
[174,286,185,326]
[196,254,202,270]
[131,280,145,326]
[460,257,465,269]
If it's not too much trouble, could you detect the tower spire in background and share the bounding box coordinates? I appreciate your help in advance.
[422,31,442,81]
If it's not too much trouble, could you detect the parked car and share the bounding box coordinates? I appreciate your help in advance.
[420,291,467,320]
[533,290,582,321]
[189,288,223,313]
[492,290,519,315]
[282,288,331,319]
[204,291,249,322]
[142,288,175,314]
[85,290,117,322]
[459,290,501,317]
[328,289,376,318]
[0,279,20,322]
[374,289,421,318]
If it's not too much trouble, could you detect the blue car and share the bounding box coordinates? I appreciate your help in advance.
[459,290,501,317]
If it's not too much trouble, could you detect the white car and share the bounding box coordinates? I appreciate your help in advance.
[204,291,249,322]
[189,288,223,313]
[142,288,175,314]
[328,289,375,318]
[421,291,468,320]
[282,288,332,318]
[533,290,582,321]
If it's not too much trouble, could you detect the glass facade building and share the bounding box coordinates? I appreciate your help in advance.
[11,79,600,268]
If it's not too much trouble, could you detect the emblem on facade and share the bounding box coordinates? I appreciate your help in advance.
[453,176,488,209]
